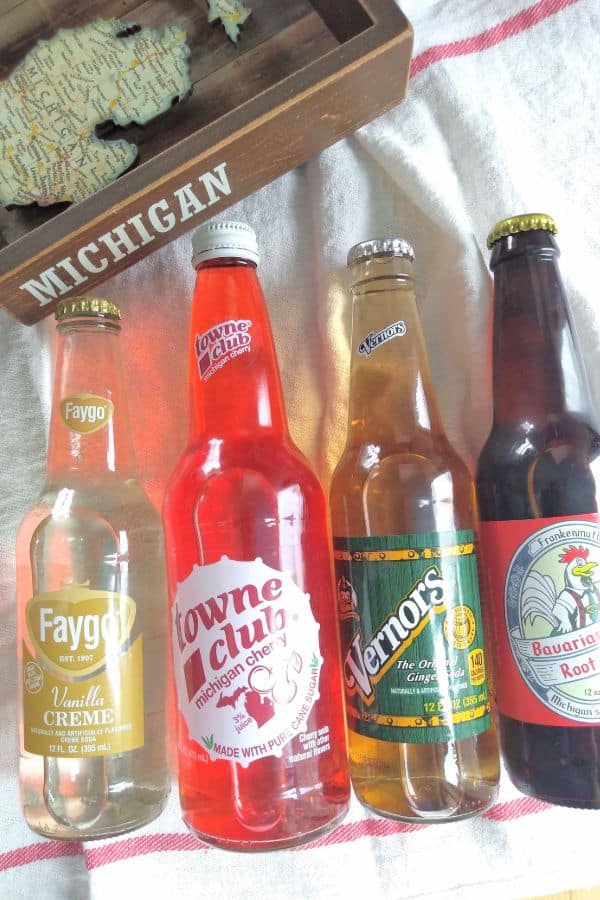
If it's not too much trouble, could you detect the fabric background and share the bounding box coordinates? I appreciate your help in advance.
[1,0,600,896]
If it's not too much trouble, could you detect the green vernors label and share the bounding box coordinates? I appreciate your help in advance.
[333,530,492,744]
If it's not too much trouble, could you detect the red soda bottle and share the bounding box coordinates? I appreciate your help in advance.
[163,221,350,850]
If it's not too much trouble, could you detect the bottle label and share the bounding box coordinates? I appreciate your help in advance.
[22,585,144,757]
[195,319,253,381]
[357,320,406,357]
[480,514,600,726]
[60,394,114,434]
[333,530,492,744]
[172,557,323,764]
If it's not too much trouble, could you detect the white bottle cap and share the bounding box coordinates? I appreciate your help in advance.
[191,221,260,267]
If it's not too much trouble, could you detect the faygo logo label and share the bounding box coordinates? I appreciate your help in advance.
[60,394,114,434]
[195,319,252,381]
[26,585,136,677]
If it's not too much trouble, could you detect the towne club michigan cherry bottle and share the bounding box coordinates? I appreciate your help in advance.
[477,214,600,807]
[163,221,350,849]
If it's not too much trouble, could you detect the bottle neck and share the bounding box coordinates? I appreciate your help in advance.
[490,232,591,428]
[347,257,444,445]
[47,319,136,479]
[188,259,287,441]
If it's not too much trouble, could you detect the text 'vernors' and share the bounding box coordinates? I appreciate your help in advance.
[344,565,447,702]
[358,320,406,357]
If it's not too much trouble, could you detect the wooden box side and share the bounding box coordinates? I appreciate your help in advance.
[0,1,413,324]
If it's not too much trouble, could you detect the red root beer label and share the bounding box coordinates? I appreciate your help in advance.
[480,514,600,726]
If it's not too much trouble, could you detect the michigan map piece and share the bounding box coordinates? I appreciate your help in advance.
[208,0,251,43]
[0,19,192,207]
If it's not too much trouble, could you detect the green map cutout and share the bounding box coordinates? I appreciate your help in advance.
[0,19,192,206]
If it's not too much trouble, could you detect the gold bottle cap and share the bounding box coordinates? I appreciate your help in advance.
[55,297,121,321]
[487,213,558,249]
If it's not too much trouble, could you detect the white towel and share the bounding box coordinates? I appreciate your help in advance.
[2,0,600,896]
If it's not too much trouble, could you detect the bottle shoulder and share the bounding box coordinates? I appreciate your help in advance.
[476,420,600,520]
[330,437,477,537]
[18,477,161,535]
[332,433,471,482]
[164,435,327,522]
[478,417,600,468]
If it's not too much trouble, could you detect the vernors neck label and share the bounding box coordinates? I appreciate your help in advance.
[60,393,114,435]
[334,530,492,745]
[357,320,406,357]
[172,557,323,764]
[480,515,600,727]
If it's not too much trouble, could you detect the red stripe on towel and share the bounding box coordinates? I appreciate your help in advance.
[411,0,583,78]
[484,796,549,822]
[0,840,85,872]
[84,833,207,869]
[0,796,552,873]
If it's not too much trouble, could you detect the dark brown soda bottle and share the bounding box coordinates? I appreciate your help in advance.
[477,214,600,808]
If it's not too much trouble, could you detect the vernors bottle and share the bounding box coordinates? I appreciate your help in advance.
[16,298,170,839]
[163,221,350,850]
[330,238,499,822]
[477,214,600,808]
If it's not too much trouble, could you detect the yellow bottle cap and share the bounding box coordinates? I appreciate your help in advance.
[487,213,558,249]
[55,297,121,321]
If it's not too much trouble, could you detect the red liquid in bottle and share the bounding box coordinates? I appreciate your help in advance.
[163,222,350,850]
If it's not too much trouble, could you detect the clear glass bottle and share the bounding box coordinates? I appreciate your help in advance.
[330,239,500,822]
[163,221,350,850]
[16,297,170,840]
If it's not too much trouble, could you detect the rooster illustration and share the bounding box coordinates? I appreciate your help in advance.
[522,546,600,635]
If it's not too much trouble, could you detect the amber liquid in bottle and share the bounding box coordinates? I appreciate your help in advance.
[477,227,600,807]
[16,304,170,839]
[330,250,499,822]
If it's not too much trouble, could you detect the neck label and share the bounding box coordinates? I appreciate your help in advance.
[357,320,406,357]
[195,318,252,381]
[60,393,114,434]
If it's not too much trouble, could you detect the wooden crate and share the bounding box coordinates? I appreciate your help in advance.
[0,0,413,324]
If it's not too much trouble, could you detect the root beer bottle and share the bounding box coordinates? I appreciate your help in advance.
[163,221,350,849]
[477,214,600,807]
[330,238,499,822]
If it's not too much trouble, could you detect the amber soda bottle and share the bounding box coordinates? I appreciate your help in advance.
[330,238,499,822]
[163,221,350,850]
[477,214,600,807]
[16,298,170,839]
